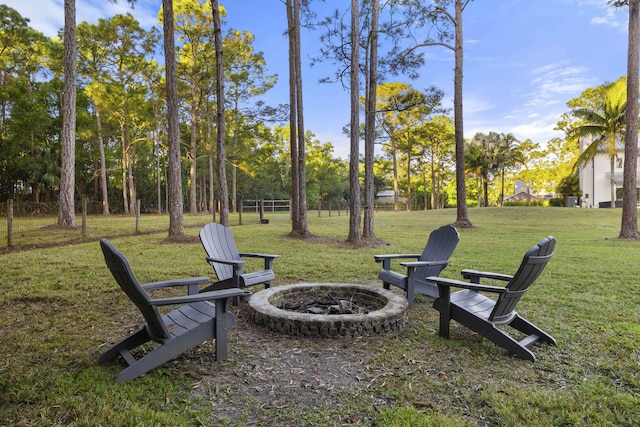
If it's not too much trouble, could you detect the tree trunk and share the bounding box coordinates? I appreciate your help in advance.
[211,0,228,226]
[189,92,198,215]
[621,0,640,238]
[453,0,472,228]
[392,140,399,211]
[286,0,300,231]
[207,111,215,219]
[163,0,184,237]
[156,130,162,214]
[95,105,109,215]
[231,100,239,214]
[286,0,308,236]
[121,130,129,214]
[430,148,436,209]
[58,0,76,227]
[406,156,412,211]
[347,0,361,243]
[126,124,136,214]
[294,0,308,235]
[363,0,379,238]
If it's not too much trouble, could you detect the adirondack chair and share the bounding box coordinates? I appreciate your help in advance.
[374,225,459,306]
[428,236,557,362]
[199,222,280,300]
[99,239,249,382]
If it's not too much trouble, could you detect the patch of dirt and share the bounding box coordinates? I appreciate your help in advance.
[40,223,81,231]
[160,234,200,244]
[188,306,393,424]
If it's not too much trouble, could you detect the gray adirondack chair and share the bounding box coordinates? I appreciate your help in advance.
[199,223,280,300]
[374,225,459,306]
[99,239,249,382]
[428,236,557,361]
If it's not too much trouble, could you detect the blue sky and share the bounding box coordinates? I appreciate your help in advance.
[3,0,631,158]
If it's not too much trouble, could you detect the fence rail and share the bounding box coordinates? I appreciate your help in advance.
[1,199,297,249]
[1,199,397,250]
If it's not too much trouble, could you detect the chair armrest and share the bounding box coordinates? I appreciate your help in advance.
[425,276,507,294]
[142,276,210,291]
[400,260,448,268]
[374,254,420,271]
[460,269,513,283]
[149,288,251,306]
[239,252,281,260]
[206,257,246,267]
[374,254,420,262]
[239,253,280,270]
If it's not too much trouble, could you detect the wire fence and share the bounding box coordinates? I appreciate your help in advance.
[0,199,296,249]
[0,198,384,249]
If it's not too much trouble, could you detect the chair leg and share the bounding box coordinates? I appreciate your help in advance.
[214,298,236,361]
[99,328,150,364]
[478,324,537,361]
[433,288,452,338]
[115,339,183,382]
[115,322,217,382]
[509,315,557,346]
[454,310,537,361]
[406,283,415,307]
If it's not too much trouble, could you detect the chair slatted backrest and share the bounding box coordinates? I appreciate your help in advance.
[100,239,171,341]
[490,236,555,322]
[199,223,242,282]
[417,225,460,279]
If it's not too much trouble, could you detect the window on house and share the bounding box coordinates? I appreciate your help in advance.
[616,158,623,169]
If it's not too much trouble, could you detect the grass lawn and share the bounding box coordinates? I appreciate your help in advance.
[1,207,639,426]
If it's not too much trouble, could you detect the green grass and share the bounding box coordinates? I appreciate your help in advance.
[1,207,639,426]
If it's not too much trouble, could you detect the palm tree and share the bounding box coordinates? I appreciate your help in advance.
[568,77,627,208]
[496,133,519,206]
[466,132,501,207]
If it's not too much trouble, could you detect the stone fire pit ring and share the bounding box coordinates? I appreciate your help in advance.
[247,283,408,339]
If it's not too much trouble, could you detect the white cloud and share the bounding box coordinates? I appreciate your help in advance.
[528,64,598,106]
[4,0,160,38]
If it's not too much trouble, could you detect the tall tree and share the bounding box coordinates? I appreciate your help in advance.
[95,14,158,215]
[397,0,474,226]
[173,0,215,216]
[347,0,361,243]
[77,21,111,215]
[163,0,184,236]
[211,0,229,226]
[496,133,520,206]
[417,115,455,210]
[376,82,444,211]
[58,0,138,223]
[466,132,502,207]
[614,0,640,239]
[362,0,379,238]
[287,0,309,236]
[58,0,76,226]
[225,29,277,213]
[450,0,472,226]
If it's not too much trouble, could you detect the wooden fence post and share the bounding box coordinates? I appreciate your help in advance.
[136,199,141,233]
[82,196,87,238]
[7,199,13,247]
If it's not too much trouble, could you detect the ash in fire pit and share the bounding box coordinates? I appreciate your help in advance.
[280,292,375,315]
[247,283,408,339]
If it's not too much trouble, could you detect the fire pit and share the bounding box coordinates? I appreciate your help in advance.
[247,283,408,339]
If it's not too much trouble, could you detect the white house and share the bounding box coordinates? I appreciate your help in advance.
[577,135,639,208]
